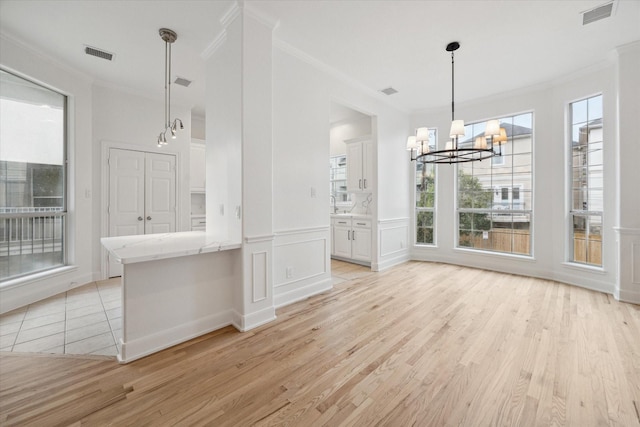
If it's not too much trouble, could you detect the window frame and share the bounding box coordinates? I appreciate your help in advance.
[567,94,603,268]
[413,128,437,246]
[455,111,534,257]
[0,68,68,282]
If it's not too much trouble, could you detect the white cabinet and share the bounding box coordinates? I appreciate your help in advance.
[345,137,373,193]
[190,139,206,191]
[331,217,371,263]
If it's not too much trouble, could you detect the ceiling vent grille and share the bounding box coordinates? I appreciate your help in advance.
[84,45,114,61]
[174,77,192,87]
[381,87,398,96]
[582,1,614,25]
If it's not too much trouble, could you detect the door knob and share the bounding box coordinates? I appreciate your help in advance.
[138,216,143,221]
[147,216,152,220]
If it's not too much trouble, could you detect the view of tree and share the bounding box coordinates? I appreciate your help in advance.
[458,170,492,247]
[415,163,435,244]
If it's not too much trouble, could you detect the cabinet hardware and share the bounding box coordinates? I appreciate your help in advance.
[359,179,362,189]
[147,216,152,220]
[138,216,143,221]
[363,179,367,189]
[356,222,366,226]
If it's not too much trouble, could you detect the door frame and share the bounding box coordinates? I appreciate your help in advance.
[100,140,182,279]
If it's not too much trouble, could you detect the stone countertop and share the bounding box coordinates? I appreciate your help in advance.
[330,213,372,219]
[101,231,241,264]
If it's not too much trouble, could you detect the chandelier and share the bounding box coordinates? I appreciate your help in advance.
[407,42,505,164]
[157,28,184,147]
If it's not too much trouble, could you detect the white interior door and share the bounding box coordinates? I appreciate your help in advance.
[108,148,176,277]
[145,153,176,234]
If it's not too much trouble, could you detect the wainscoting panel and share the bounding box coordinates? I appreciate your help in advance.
[375,218,410,271]
[252,251,268,303]
[273,226,332,308]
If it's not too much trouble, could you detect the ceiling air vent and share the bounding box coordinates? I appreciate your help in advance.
[380,87,398,96]
[84,45,114,61]
[174,77,192,87]
[582,1,614,25]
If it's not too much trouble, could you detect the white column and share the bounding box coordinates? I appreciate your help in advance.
[615,41,640,304]
[205,3,277,329]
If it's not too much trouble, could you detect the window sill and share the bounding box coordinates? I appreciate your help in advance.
[0,265,78,290]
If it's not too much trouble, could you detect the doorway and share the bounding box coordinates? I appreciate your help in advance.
[107,148,176,277]
[329,102,375,268]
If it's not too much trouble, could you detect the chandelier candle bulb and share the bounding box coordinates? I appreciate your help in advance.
[485,119,501,137]
[416,127,431,142]
[406,135,418,150]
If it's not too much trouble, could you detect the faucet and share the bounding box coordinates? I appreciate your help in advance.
[330,195,337,214]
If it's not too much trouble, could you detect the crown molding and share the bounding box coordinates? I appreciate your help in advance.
[273,38,408,115]
[220,1,241,29]
[200,30,227,60]
[0,31,93,85]
[244,2,280,31]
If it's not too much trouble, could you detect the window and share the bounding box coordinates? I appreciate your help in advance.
[457,113,533,255]
[569,95,602,266]
[330,155,350,204]
[415,129,437,245]
[0,69,67,281]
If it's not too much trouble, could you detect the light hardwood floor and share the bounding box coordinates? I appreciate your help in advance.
[1,260,639,426]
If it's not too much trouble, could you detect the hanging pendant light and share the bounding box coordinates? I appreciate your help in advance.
[157,28,184,147]
[408,42,496,164]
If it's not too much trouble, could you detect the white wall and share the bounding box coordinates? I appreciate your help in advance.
[0,34,95,313]
[271,43,411,305]
[410,61,619,296]
[330,116,371,156]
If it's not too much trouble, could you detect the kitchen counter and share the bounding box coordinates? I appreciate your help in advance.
[101,231,240,264]
[100,231,242,364]
[330,213,372,219]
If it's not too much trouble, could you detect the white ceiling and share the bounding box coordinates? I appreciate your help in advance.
[1,0,638,117]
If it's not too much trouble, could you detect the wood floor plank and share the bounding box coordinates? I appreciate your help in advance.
[1,260,639,426]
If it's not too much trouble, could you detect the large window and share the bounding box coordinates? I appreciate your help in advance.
[0,69,67,281]
[457,113,533,255]
[415,129,437,245]
[569,95,602,266]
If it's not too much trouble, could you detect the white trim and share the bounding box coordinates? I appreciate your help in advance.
[244,2,280,30]
[200,30,227,60]
[251,251,268,303]
[274,278,332,309]
[561,261,606,274]
[372,254,410,272]
[614,226,640,235]
[118,310,234,364]
[220,1,241,28]
[274,225,330,236]
[378,217,410,224]
[230,307,276,332]
[244,234,275,243]
[273,38,409,115]
[0,32,93,84]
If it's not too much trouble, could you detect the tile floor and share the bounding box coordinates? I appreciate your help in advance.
[0,260,370,357]
[0,278,122,356]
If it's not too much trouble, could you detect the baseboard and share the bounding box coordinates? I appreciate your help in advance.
[274,277,333,308]
[118,310,234,363]
[230,306,276,332]
[0,268,94,314]
[616,287,640,305]
[373,253,410,272]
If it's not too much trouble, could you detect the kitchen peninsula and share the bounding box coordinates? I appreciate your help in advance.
[101,231,242,363]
